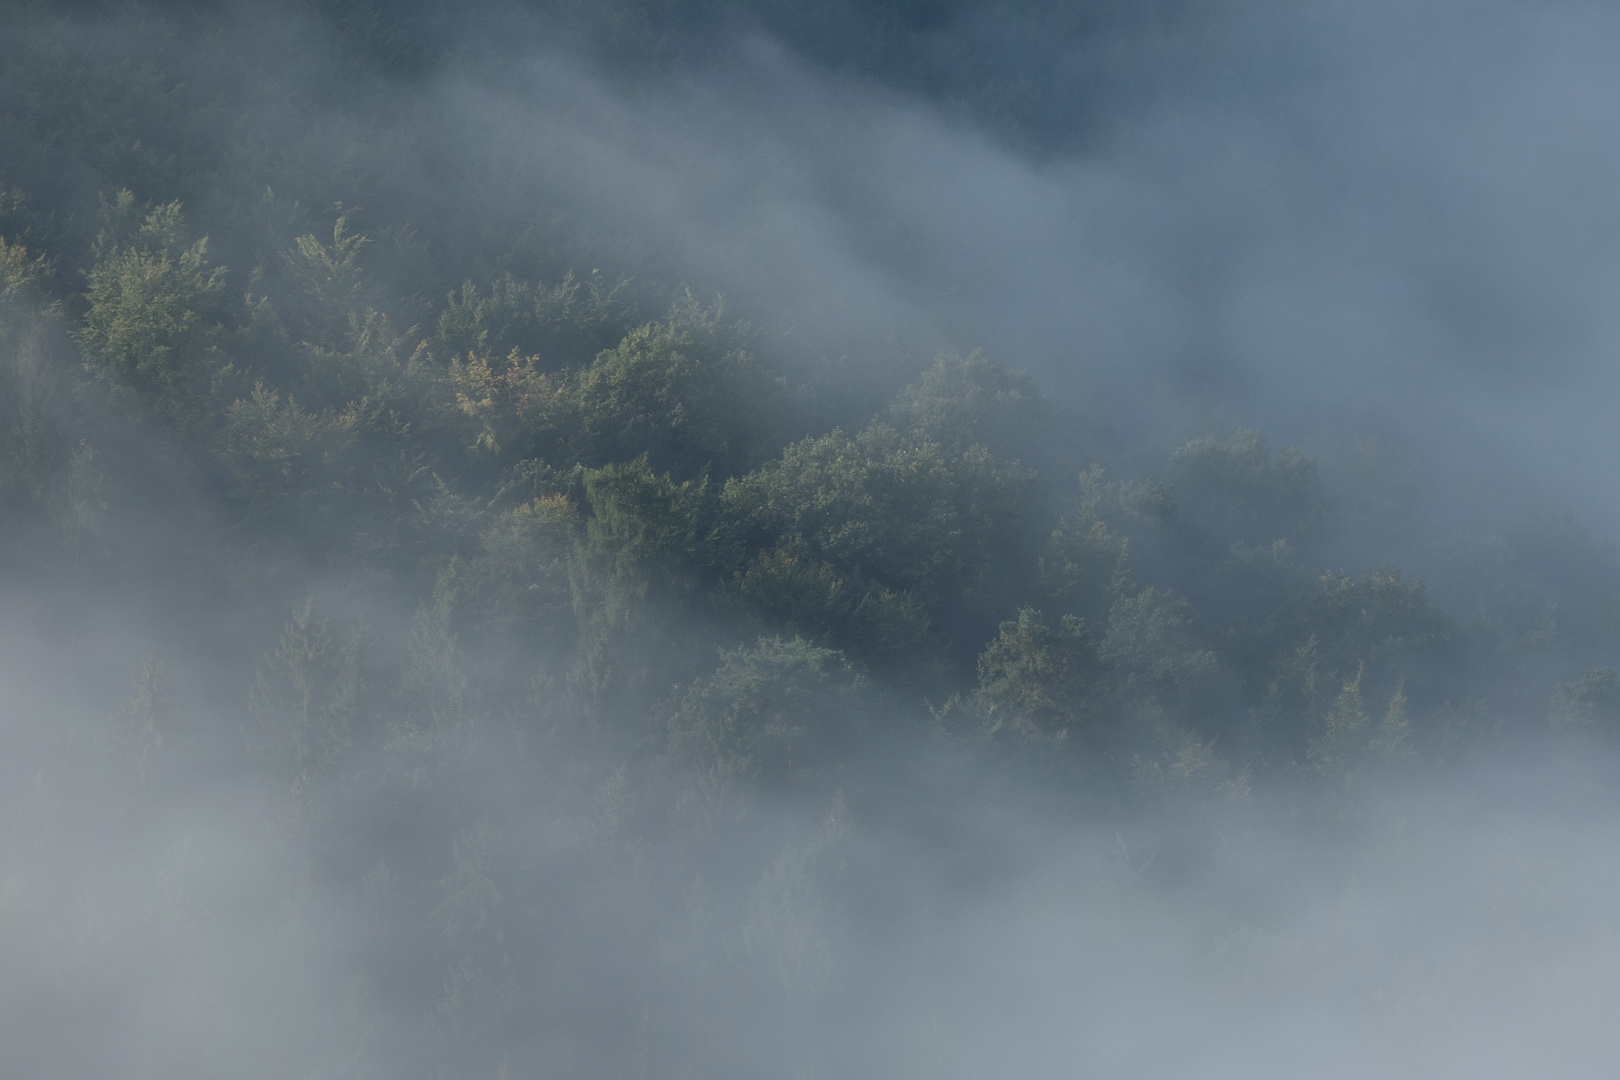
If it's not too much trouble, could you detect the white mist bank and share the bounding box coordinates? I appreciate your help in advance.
[3,600,1616,1078]
[850,747,1620,1079]
[423,0,1620,533]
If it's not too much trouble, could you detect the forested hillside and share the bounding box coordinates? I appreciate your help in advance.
[4,2,1620,1077]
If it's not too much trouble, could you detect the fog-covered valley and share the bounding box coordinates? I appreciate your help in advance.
[4,1,1620,1076]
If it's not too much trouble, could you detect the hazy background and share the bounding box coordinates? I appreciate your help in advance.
[405,0,1620,528]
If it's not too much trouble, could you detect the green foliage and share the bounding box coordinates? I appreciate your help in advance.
[1549,668,1620,734]
[278,214,372,352]
[667,635,863,790]
[80,193,228,423]
[433,270,628,369]
[721,547,932,669]
[0,210,90,550]
[566,457,715,716]
[220,375,469,568]
[0,235,51,301]
[308,0,419,76]
[447,347,560,456]
[222,385,357,513]
[1265,567,1451,691]
[721,419,1033,614]
[1036,466,1134,628]
[1101,586,1217,702]
[564,300,783,477]
[889,350,1049,460]
[582,454,710,594]
[974,607,1104,741]
[0,257,72,531]
[1130,718,1241,807]
[295,308,434,418]
[1242,569,1447,762]
[441,298,773,473]
[1167,429,1330,553]
[250,598,364,780]
[1307,665,1412,780]
[388,561,479,784]
[1248,635,1324,763]
[468,494,581,646]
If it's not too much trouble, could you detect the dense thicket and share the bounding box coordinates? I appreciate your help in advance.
[3,3,1619,1078]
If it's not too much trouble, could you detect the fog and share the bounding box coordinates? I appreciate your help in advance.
[3,0,1620,1076]
[420,0,1620,523]
[9,611,1620,1077]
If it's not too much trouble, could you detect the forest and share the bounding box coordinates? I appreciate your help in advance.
[4,1,1620,1077]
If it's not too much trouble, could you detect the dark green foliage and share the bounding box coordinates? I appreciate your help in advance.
[307,0,419,76]
[442,298,780,480]
[721,419,1033,619]
[467,493,580,647]
[1101,586,1216,703]
[1035,467,1134,628]
[582,454,711,594]
[249,597,365,780]
[1247,634,1325,764]
[563,301,785,477]
[568,456,716,717]
[222,387,356,513]
[1306,664,1411,778]
[0,236,52,302]
[1241,568,1451,764]
[974,607,1105,742]
[1167,428,1331,555]
[1550,669,1620,734]
[79,194,229,424]
[274,215,375,357]
[889,350,1053,464]
[667,635,864,790]
[1265,568,1451,691]
[400,558,476,738]
[0,237,74,535]
[433,270,628,373]
[720,547,932,669]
